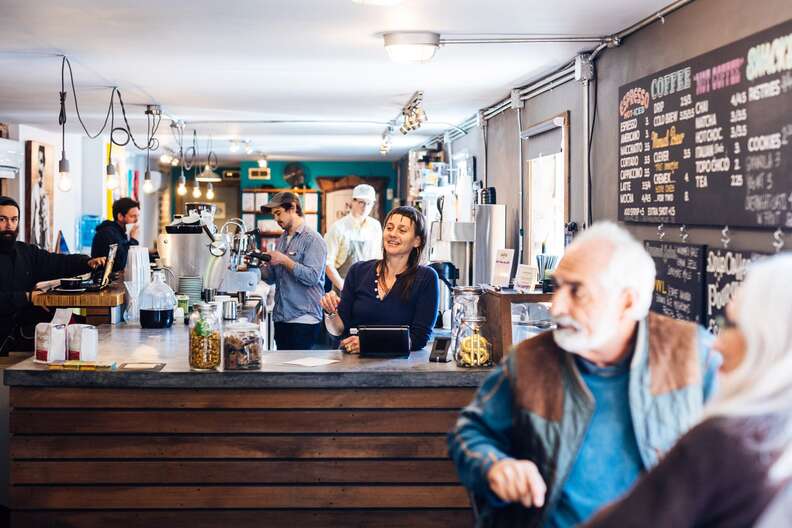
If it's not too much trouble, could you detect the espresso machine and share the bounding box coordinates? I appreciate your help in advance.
[428,262,459,329]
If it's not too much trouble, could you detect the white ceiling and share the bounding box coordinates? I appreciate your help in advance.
[0,0,670,162]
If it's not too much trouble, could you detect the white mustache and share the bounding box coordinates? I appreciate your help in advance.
[553,315,584,332]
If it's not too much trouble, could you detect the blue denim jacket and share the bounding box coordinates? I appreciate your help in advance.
[448,313,722,527]
[262,222,327,323]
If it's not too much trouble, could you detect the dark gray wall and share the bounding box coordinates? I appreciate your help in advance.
[593,0,792,251]
[450,0,792,254]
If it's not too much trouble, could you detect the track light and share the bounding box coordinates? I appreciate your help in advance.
[229,140,240,153]
[244,141,254,155]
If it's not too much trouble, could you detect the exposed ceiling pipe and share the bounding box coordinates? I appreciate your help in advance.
[430,0,695,145]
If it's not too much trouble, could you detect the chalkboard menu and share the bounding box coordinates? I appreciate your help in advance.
[645,241,706,322]
[618,19,792,228]
[705,248,767,333]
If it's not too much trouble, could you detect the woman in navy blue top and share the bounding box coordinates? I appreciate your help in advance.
[320,206,439,352]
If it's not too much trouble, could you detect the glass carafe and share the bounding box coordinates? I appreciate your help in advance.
[139,270,176,328]
[189,303,221,370]
[453,316,493,368]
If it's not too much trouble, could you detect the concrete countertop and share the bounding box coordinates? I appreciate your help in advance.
[4,322,492,389]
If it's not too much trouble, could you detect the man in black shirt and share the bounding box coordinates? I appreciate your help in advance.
[91,197,140,272]
[0,196,105,354]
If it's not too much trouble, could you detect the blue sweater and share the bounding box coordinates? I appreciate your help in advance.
[338,259,439,350]
[547,355,645,527]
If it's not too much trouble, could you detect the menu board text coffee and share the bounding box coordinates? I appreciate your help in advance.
[618,19,792,228]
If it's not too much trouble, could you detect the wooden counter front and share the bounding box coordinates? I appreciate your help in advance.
[5,324,488,527]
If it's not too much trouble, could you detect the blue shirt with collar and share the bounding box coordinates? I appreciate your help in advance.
[262,221,327,323]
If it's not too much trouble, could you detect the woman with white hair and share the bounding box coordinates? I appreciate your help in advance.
[584,253,792,527]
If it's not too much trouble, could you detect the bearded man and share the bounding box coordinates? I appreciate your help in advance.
[0,196,105,354]
[448,221,721,528]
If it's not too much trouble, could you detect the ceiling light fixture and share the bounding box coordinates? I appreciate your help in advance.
[176,174,187,196]
[229,140,240,153]
[159,152,173,164]
[399,91,426,134]
[382,31,616,64]
[383,32,440,63]
[352,0,403,5]
[142,105,159,194]
[196,135,221,182]
[56,83,72,192]
[244,141,254,155]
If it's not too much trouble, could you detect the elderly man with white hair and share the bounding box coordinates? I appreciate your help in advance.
[324,184,382,291]
[448,221,722,528]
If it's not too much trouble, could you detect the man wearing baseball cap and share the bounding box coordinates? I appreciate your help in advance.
[324,184,382,291]
[260,191,327,350]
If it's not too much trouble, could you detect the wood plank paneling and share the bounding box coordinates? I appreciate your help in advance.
[11,409,458,434]
[12,435,450,459]
[11,485,470,509]
[9,509,473,528]
[12,460,459,484]
[10,387,475,409]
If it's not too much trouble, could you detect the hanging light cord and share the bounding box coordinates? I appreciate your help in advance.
[59,55,161,154]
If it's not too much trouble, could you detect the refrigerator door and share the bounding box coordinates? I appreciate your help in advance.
[473,204,506,286]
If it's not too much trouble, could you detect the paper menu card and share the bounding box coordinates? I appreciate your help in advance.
[514,264,539,290]
[282,357,340,367]
[492,249,515,287]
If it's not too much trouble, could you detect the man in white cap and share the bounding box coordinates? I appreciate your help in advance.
[324,184,383,291]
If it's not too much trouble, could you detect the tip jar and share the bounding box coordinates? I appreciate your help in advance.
[453,316,493,368]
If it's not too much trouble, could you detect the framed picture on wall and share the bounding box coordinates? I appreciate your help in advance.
[214,202,227,219]
[25,140,55,249]
[242,192,255,212]
[249,168,271,180]
[255,192,270,211]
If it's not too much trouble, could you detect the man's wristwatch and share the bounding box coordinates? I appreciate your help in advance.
[325,311,337,319]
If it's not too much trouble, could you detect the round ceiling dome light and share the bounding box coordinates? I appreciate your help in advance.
[353,0,403,5]
[383,32,440,63]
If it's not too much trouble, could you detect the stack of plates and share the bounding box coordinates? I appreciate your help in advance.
[178,276,203,308]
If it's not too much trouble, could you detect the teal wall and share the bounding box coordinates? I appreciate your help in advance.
[240,160,397,192]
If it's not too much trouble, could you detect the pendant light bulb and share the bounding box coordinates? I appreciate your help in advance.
[58,158,72,192]
[192,181,202,198]
[143,178,155,194]
[206,182,215,200]
[105,171,120,191]
[176,174,187,196]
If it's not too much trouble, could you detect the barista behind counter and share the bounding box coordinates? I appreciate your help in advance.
[91,197,141,272]
[324,184,382,292]
[0,196,106,354]
[320,206,439,353]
